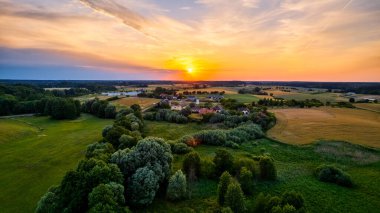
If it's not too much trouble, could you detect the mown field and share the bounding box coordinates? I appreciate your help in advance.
[141,139,380,213]
[272,91,347,103]
[0,114,112,213]
[268,107,380,147]
[112,97,160,111]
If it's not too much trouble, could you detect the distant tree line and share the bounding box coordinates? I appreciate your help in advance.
[256,98,324,108]
[238,87,268,95]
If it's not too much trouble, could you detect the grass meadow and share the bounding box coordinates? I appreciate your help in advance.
[140,139,380,213]
[268,107,380,148]
[0,114,112,213]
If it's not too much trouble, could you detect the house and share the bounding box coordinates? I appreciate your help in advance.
[199,108,215,115]
[191,106,201,113]
[208,94,224,101]
[345,92,356,96]
[187,95,197,102]
[213,105,223,113]
[238,107,250,115]
[171,101,188,111]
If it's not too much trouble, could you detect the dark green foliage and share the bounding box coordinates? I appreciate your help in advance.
[36,190,59,213]
[85,142,114,161]
[315,165,353,187]
[111,137,172,205]
[200,159,216,179]
[44,97,81,120]
[129,166,160,206]
[233,158,256,177]
[36,158,123,213]
[104,125,128,148]
[253,192,306,213]
[225,181,245,213]
[238,167,254,195]
[190,123,264,148]
[88,182,126,213]
[119,134,138,149]
[259,156,277,180]
[182,152,201,181]
[105,104,117,119]
[167,170,187,201]
[214,149,234,176]
[177,135,197,147]
[281,191,305,210]
[171,142,192,154]
[102,125,113,137]
[217,171,232,205]
[144,109,188,123]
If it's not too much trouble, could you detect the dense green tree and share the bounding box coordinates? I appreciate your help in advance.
[88,182,125,212]
[167,170,187,201]
[225,181,245,213]
[104,125,128,148]
[104,104,116,118]
[213,149,234,176]
[119,134,137,149]
[182,152,201,181]
[217,171,232,205]
[35,191,59,213]
[129,167,160,206]
[259,156,277,180]
[238,167,254,195]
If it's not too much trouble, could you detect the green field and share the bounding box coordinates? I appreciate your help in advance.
[142,139,380,213]
[144,121,219,140]
[0,114,112,213]
[223,94,260,103]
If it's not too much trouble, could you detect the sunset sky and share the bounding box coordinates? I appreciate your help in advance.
[0,0,379,81]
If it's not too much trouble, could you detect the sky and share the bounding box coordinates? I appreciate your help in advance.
[0,0,379,81]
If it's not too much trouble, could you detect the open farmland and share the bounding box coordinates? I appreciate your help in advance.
[268,107,380,148]
[112,97,160,110]
[0,115,112,213]
[354,103,380,113]
[272,91,347,103]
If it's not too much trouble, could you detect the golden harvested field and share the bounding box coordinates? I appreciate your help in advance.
[354,103,380,113]
[112,97,160,110]
[268,107,380,148]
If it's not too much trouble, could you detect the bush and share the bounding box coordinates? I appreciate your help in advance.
[178,135,197,147]
[281,191,304,209]
[315,165,353,187]
[214,149,234,177]
[217,171,232,205]
[182,152,201,181]
[171,142,192,154]
[233,158,256,177]
[200,159,216,179]
[167,170,187,201]
[225,181,245,213]
[238,167,254,195]
[259,156,277,180]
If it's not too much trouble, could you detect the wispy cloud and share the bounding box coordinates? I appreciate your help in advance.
[0,0,379,81]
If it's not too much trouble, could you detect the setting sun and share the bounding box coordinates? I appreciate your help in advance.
[187,67,193,74]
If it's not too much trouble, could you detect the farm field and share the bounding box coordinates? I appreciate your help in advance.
[268,107,380,147]
[354,103,380,113]
[112,97,160,110]
[141,139,380,213]
[0,114,112,213]
[223,93,260,103]
[272,91,347,103]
